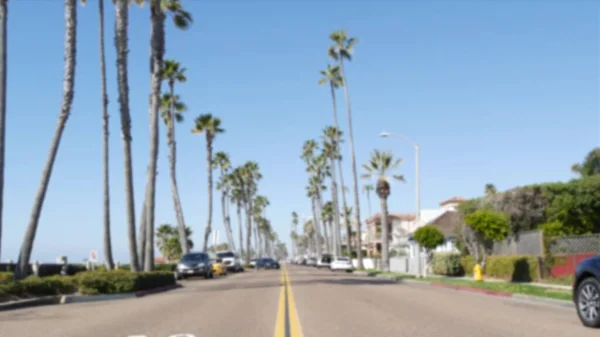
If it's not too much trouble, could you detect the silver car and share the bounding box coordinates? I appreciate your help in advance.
[175,252,214,280]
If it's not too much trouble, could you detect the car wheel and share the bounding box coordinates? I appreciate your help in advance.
[576,277,600,328]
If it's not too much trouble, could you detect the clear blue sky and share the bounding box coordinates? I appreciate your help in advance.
[1,1,598,263]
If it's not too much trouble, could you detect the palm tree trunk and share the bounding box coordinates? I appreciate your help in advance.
[115,0,140,272]
[329,156,342,257]
[137,201,147,264]
[254,222,260,257]
[315,191,330,254]
[16,0,77,278]
[338,163,352,257]
[244,198,253,262]
[310,196,322,257]
[339,60,364,269]
[366,191,372,217]
[380,196,390,272]
[168,83,189,257]
[142,0,165,272]
[202,136,214,252]
[98,0,114,270]
[0,0,6,263]
[221,189,235,251]
[236,201,244,255]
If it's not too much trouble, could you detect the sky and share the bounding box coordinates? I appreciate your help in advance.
[1,0,598,263]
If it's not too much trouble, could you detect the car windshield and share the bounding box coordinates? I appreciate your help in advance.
[180,253,207,262]
[262,258,275,263]
[336,257,349,262]
[217,252,235,258]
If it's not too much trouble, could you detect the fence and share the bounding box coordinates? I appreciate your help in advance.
[491,230,544,256]
[546,233,600,278]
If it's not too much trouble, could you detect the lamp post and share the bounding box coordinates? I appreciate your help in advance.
[379,131,422,277]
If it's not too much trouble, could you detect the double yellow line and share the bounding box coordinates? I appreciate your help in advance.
[274,265,303,337]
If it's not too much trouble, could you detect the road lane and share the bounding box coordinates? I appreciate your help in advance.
[0,271,281,337]
[287,266,594,337]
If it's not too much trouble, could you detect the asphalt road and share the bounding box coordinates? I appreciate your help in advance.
[0,265,595,337]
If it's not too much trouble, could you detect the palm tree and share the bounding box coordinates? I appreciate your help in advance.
[230,175,245,255]
[307,153,330,254]
[192,114,224,251]
[306,179,323,257]
[328,29,364,268]
[96,0,114,270]
[214,151,236,251]
[321,201,334,250]
[233,162,261,261]
[361,150,405,272]
[301,139,327,255]
[142,0,193,272]
[156,223,193,262]
[253,195,270,257]
[160,60,189,262]
[304,219,315,254]
[484,183,497,197]
[15,0,78,278]
[291,211,299,256]
[322,126,345,257]
[362,184,374,217]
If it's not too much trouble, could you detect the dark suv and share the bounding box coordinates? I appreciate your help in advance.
[175,252,214,280]
[574,255,600,328]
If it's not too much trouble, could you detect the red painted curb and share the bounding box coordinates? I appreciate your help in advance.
[431,283,513,298]
[135,284,181,297]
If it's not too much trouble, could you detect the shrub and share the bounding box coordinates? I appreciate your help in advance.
[75,271,175,295]
[431,253,464,276]
[0,276,77,298]
[153,263,177,272]
[460,256,476,275]
[414,226,445,250]
[0,272,13,282]
[485,255,539,282]
[244,264,254,269]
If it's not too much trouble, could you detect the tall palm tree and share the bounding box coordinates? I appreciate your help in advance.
[96,0,114,270]
[307,175,328,254]
[328,29,364,268]
[322,126,345,256]
[235,162,261,261]
[142,0,192,272]
[253,195,270,257]
[15,0,78,278]
[161,60,189,262]
[192,114,225,252]
[304,219,315,255]
[230,175,245,255]
[322,201,334,250]
[305,179,323,257]
[362,184,374,217]
[361,150,405,272]
[301,139,326,253]
[214,151,236,251]
[308,153,330,253]
[291,211,299,256]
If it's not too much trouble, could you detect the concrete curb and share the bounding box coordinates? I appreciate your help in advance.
[135,283,181,297]
[60,292,137,304]
[512,294,574,309]
[0,296,61,312]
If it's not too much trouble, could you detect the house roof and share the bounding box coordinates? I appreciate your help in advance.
[429,211,462,238]
[439,196,467,206]
[365,212,416,224]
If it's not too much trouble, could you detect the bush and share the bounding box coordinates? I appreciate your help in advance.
[0,276,77,299]
[0,272,13,282]
[153,263,177,272]
[460,256,476,275]
[485,256,539,282]
[431,253,464,276]
[76,271,175,295]
[414,226,445,250]
[0,263,86,276]
[244,264,254,269]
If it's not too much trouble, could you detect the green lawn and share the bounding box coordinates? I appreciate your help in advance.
[418,277,572,301]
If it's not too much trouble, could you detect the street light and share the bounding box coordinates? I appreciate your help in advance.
[379,131,422,277]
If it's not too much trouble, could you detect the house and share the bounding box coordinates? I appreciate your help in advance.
[364,197,466,257]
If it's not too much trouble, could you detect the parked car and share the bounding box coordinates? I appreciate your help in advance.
[330,256,354,272]
[574,255,600,328]
[261,258,280,270]
[306,257,317,266]
[211,258,228,276]
[175,252,214,280]
[216,250,244,272]
[317,254,332,269]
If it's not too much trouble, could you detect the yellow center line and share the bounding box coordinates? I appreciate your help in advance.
[273,265,304,337]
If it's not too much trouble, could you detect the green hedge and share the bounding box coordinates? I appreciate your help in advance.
[0,272,13,282]
[431,253,464,276]
[0,271,176,299]
[461,256,476,275]
[485,256,539,282]
[0,263,87,277]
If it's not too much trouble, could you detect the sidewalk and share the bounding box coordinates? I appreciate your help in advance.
[424,274,572,291]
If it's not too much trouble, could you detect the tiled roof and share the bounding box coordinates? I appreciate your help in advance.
[439,196,467,206]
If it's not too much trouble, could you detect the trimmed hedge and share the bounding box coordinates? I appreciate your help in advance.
[0,271,176,300]
[456,255,539,282]
[0,263,86,277]
[431,253,464,276]
[0,272,13,282]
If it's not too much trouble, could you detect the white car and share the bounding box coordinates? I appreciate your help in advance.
[216,251,244,272]
[330,256,354,272]
[306,257,317,266]
[316,254,332,268]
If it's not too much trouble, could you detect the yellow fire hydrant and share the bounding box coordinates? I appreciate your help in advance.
[473,264,483,282]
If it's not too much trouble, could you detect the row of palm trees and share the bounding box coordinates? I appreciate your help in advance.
[0,0,273,279]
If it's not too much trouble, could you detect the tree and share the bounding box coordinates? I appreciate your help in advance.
[361,150,405,272]
[16,0,78,279]
[160,59,189,262]
[233,162,261,262]
[464,209,509,267]
[321,201,334,250]
[328,29,364,269]
[291,211,299,256]
[156,224,193,262]
[253,195,270,256]
[141,0,193,273]
[214,151,236,251]
[229,174,245,255]
[191,114,224,252]
[413,225,445,274]
[362,184,374,217]
[322,127,345,256]
[484,183,497,196]
[572,147,600,177]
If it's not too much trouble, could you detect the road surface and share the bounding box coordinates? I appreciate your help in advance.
[0,265,594,337]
